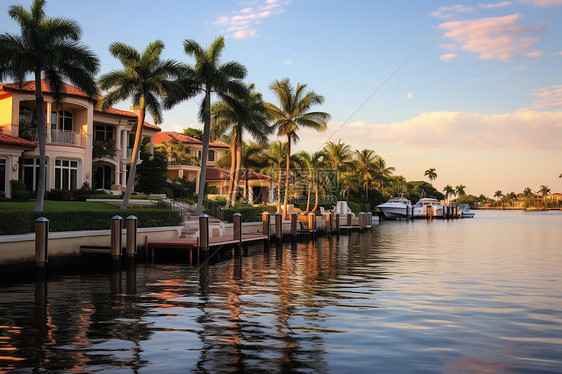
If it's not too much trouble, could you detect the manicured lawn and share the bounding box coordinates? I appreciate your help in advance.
[0,201,119,211]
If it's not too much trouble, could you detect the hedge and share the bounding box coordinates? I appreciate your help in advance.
[223,205,277,223]
[0,209,182,235]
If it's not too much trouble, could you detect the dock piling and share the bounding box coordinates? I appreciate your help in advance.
[308,213,316,237]
[274,213,283,242]
[199,214,210,253]
[326,212,333,235]
[335,213,340,235]
[233,213,242,252]
[111,215,123,262]
[126,215,137,258]
[34,217,49,267]
[291,213,298,240]
[262,212,271,240]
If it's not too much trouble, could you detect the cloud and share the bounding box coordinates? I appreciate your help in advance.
[526,50,543,57]
[440,53,460,62]
[439,14,547,61]
[431,5,475,19]
[531,85,562,109]
[283,58,293,65]
[519,0,562,6]
[553,51,562,56]
[322,110,562,150]
[407,92,414,99]
[214,0,286,39]
[479,1,512,8]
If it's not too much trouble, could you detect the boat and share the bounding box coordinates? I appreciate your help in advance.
[459,203,475,218]
[377,193,412,219]
[412,198,444,218]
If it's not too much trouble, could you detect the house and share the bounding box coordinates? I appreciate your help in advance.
[205,167,274,204]
[0,80,160,198]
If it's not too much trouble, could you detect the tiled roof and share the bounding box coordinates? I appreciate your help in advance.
[0,80,159,131]
[0,133,37,148]
[153,131,229,148]
[205,167,271,181]
[1,80,92,100]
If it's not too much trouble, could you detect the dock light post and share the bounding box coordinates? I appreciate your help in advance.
[233,213,242,252]
[126,215,138,258]
[274,213,283,242]
[111,215,123,262]
[35,217,49,267]
[199,214,210,253]
[262,212,271,240]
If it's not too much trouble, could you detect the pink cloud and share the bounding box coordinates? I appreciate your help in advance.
[519,0,562,6]
[526,50,543,57]
[532,85,562,109]
[479,1,512,8]
[440,53,460,61]
[432,5,475,19]
[214,0,286,39]
[439,14,547,61]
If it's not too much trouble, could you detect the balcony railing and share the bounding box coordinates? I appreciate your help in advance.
[51,129,83,146]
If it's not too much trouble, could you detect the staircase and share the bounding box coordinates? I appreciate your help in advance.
[161,198,226,239]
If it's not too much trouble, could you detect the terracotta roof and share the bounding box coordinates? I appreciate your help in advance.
[0,80,92,100]
[0,133,37,148]
[205,167,271,181]
[153,131,228,148]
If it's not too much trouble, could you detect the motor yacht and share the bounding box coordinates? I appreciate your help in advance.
[377,193,412,219]
[459,203,475,218]
[412,198,444,218]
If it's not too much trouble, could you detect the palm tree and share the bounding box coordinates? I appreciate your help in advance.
[211,83,271,208]
[265,78,330,219]
[167,36,247,215]
[443,185,455,203]
[296,150,325,213]
[239,141,268,201]
[494,190,503,200]
[455,185,466,197]
[157,141,195,165]
[99,40,181,209]
[323,139,354,172]
[424,168,437,184]
[0,0,99,211]
[263,141,289,213]
[354,149,378,202]
[372,155,395,191]
[538,185,550,197]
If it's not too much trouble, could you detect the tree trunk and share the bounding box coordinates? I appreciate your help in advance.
[224,139,236,209]
[305,185,311,213]
[121,106,145,209]
[283,135,291,220]
[34,72,46,212]
[231,139,242,205]
[276,168,282,213]
[312,181,319,213]
[196,89,211,216]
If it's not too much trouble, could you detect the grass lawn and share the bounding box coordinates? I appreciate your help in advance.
[0,201,119,211]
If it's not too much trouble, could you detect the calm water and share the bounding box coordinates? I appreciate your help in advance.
[1,210,561,373]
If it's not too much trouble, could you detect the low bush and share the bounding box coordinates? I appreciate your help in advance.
[223,205,277,223]
[0,209,182,235]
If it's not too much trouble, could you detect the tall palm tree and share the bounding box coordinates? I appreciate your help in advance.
[443,185,455,203]
[99,40,181,209]
[167,36,247,215]
[354,149,378,202]
[296,150,325,213]
[263,141,289,213]
[157,141,195,165]
[455,184,466,197]
[0,0,99,211]
[265,78,330,219]
[424,168,437,184]
[494,190,503,200]
[211,83,271,208]
[538,185,550,197]
[240,142,268,201]
[323,139,354,172]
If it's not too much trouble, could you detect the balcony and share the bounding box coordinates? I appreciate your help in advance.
[51,129,84,146]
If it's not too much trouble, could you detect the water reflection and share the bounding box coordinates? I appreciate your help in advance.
[0,211,561,372]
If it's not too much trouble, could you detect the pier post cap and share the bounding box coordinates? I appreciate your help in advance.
[308,212,315,216]
[126,215,138,220]
[35,217,49,222]
[274,212,282,216]
[199,214,209,218]
[233,213,242,217]
[262,211,270,216]
[111,215,123,220]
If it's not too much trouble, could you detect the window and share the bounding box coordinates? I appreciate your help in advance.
[208,150,215,162]
[54,159,78,190]
[51,110,73,131]
[23,158,46,191]
[0,159,6,193]
[95,125,114,141]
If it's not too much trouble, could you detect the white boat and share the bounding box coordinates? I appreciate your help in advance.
[459,203,475,218]
[377,193,412,219]
[412,198,444,218]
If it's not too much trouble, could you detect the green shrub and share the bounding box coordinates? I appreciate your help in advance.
[47,189,73,201]
[0,209,182,235]
[347,201,361,214]
[10,179,27,193]
[12,190,31,201]
[223,205,277,223]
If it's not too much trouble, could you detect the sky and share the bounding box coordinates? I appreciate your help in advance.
[1,0,561,197]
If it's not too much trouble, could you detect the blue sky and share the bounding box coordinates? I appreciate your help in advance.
[1,0,561,196]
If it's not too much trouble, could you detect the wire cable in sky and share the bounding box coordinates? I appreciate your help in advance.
[317,54,414,151]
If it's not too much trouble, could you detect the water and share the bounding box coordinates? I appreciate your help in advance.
[1,210,561,373]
